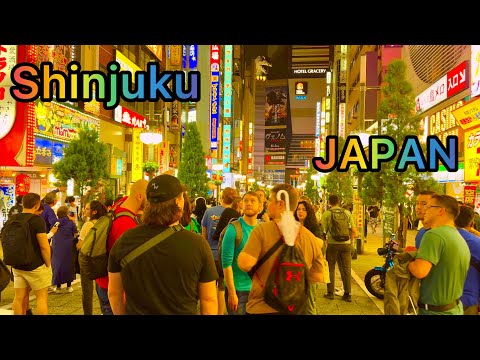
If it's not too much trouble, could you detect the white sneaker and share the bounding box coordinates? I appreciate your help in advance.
[53,287,61,293]
[67,287,74,293]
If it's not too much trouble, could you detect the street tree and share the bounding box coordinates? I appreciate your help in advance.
[52,126,109,199]
[304,164,320,205]
[324,136,354,206]
[178,121,210,199]
[359,59,442,247]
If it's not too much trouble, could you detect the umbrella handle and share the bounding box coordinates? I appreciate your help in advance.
[276,189,290,212]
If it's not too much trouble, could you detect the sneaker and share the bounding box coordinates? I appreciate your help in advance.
[323,292,334,300]
[342,293,352,302]
[67,287,74,293]
[53,287,61,293]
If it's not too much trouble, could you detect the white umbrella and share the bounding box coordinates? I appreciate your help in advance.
[276,190,301,246]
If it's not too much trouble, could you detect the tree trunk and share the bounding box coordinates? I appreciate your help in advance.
[397,203,406,248]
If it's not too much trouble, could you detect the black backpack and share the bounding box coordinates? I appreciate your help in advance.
[0,257,12,293]
[263,237,310,315]
[1,214,36,269]
[217,218,242,278]
[329,208,350,241]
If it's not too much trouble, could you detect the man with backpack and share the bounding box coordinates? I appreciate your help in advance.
[0,192,55,315]
[220,191,261,315]
[321,194,357,302]
[237,183,325,315]
[93,179,147,315]
[108,174,218,315]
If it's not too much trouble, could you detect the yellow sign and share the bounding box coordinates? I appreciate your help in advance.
[115,51,142,84]
[452,97,480,130]
[132,128,143,182]
[465,126,480,182]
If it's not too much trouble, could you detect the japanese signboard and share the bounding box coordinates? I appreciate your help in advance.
[465,126,480,182]
[35,100,100,141]
[210,45,220,150]
[416,61,469,113]
[265,128,287,152]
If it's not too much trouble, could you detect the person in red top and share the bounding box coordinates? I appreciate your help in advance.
[95,179,148,315]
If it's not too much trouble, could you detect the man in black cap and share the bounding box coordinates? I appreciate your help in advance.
[108,174,218,315]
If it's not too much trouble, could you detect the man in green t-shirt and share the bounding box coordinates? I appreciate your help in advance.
[408,194,470,315]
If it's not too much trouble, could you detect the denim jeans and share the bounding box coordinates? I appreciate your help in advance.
[225,288,249,315]
[95,283,113,315]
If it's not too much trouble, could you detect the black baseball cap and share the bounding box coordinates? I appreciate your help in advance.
[146,174,188,203]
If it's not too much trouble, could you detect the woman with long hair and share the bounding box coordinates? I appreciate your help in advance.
[294,199,325,315]
[192,197,207,223]
[181,193,200,233]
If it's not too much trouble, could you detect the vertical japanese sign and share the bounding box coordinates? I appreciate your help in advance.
[182,45,187,69]
[465,126,480,182]
[131,128,143,182]
[315,101,321,157]
[189,45,198,70]
[223,45,233,118]
[471,45,480,97]
[210,45,220,150]
[464,185,477,206]
[0,45,34,166]
[169,45,182,67]
[223,125,231,172]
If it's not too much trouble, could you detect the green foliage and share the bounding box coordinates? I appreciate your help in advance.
[361,59,438,246]
[142,161,159,174]
[323,136,353,204]
[52,126,108,196]
[178,122,210,199]
[304,164,320,204]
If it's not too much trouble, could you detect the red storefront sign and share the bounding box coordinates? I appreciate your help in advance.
[0,45,34,166]
[15,174,31,195]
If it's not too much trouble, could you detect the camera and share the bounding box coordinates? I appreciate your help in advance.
[69,211,75,217]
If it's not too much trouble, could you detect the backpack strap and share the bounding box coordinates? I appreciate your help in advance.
[114,210,140,225]
[120,224,183,268]
[232,220,243,249]
[470,257,480,273]
[248,223,284,280]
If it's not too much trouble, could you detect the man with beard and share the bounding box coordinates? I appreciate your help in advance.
[94,179,148,315]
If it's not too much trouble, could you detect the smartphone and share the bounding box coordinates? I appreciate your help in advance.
[53,221,60,228]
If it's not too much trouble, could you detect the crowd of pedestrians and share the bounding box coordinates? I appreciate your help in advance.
[1,172,480,316]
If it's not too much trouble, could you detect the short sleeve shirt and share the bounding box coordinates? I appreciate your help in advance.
[416,225,470,308]
[108,224,218,314]
[241,221,324,314]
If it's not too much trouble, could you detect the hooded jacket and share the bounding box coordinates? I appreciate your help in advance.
[384,250,420,315]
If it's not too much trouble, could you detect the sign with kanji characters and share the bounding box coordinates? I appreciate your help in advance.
[465,126,480,182]
[452,97,480,131]
[189,45,198,69]
[222,125,231,172]
[223,45,233,118]
[464,185,477,206]
[169,45,182,67]
[131,128,143,182]
[210,45,220,150]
